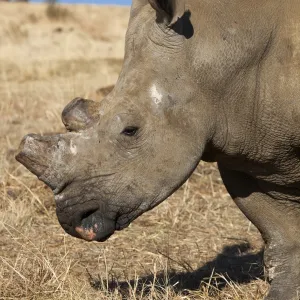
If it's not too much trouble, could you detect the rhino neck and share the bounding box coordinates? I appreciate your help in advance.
[208,1,300,184]
[192,1,280,165]
[205,65,260,161]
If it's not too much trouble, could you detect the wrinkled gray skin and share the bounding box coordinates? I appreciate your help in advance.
[16,0,300,298]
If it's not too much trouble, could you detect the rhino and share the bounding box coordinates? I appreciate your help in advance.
[16,0,300,298]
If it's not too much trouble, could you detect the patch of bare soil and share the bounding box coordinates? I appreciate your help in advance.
[0,3,268,299]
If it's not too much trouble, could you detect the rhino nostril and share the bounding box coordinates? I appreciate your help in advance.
[81,208,98,221]
[71,206,98,228]
[71,208,115,242]
[62,97,100,132]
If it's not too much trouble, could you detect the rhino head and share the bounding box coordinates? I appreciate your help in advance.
[16,0,228,242]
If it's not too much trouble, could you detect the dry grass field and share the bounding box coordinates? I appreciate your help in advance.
[0,3,269,299]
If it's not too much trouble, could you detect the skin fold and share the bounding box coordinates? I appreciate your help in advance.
[16,0,300,299]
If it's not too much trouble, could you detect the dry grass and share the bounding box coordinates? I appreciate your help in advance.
[0,3,268,299]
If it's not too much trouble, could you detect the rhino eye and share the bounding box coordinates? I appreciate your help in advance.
[121,126,139,136]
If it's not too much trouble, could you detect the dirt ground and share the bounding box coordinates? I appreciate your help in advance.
[0,3,268,299]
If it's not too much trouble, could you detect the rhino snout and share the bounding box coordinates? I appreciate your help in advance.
[62,97,100,132]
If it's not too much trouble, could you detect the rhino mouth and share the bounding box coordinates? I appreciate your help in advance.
[52,176,124,242]
[57,206,116,242]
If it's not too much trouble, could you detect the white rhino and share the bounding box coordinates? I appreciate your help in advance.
[16,1,300,298]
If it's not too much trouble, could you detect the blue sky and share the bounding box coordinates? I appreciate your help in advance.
[64,0,131,4]
[34,0,131,4]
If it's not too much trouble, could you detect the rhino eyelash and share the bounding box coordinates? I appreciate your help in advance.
[121,126,139,137]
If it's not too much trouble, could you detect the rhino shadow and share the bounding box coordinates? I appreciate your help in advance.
[89,242,264,298]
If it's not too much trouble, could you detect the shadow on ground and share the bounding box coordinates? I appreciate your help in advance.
[89,242,264,297]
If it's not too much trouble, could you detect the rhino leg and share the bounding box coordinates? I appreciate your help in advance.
[218,165,300,300]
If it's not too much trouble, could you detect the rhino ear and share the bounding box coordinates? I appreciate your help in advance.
[149,0,185,26]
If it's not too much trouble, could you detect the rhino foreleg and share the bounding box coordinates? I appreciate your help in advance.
[219,165,300,300]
